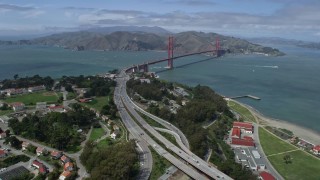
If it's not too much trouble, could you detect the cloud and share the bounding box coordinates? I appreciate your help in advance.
[0,4,35,11]
[163,0,216,6]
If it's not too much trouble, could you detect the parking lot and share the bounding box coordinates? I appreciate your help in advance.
[0,166,29,180]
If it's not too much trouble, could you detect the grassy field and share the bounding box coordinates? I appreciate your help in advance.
[89,128,105,141]
[259,127,320,179]
[259,127,296,156]
[3,91,58,105]
[227,100,256,122]
[268,150,320,180]
[0,109,13,116]
[83,96,109,111]
[149,147,171,180]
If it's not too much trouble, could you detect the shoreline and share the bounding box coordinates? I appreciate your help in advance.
[232,99,320,145]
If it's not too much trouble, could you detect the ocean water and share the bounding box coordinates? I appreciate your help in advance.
[1,44,319,133]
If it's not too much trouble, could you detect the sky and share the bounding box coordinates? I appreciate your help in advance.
[0,0,319,41]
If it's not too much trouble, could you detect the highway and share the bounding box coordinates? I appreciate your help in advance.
[125,98,190,150]
[116,70,233,180]
[114,76,208,180]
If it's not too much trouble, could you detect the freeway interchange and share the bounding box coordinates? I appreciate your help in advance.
[114,70,232,180]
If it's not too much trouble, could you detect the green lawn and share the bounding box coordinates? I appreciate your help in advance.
[259,127,296,156]
[3,91,58,105]
[227,100,256,122]
[89,128,105,141]
[268,150,320,180]
[259,127,320,179]
[0,109,13,116]
[149,147,171,180]
[83,96,109,111]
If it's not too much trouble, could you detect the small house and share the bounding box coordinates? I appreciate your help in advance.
[59,171,72,180]
[0,132,7,139]
[22,141,30,151]
[0,149,7,158]
[312,145,320,155]
[61,155,71,164]
[36,147,47,156]
[51,150,63,159]
[11,102,25,112]
[64,162,74,171]
[32,160,42,169]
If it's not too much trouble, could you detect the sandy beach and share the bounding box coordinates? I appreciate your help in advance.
[233,100,320,145]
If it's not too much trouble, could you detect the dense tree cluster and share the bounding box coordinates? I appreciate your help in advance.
[100,99,118,118]
[0,75,54,90]
[80,140,139,180]
[8,104,96,150]
[59,75,116,97]
[127,79,171,101]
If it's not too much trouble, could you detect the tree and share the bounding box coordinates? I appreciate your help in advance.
[5,136,22,149]
[14,74,19,80]
[283,154,292,164]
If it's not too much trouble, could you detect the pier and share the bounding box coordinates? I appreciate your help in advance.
[229,95,261,100]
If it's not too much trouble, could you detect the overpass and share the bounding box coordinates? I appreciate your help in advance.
[126,36,226,73]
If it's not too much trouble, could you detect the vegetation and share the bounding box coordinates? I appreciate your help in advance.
[0,155,30,168]
[128,78,256,179]
[59,75,116,97]
[4,136,22,149]
[127,78,171,101]
[84,96,109,112]
[0,109,13,116]
[89,128,105,141]
[259,127,320,179]
[149,147,171,180]
[259,127,296,156]
[80,140,139,179]
[268,150,320,180]
[3,91,58,105]
[8,104,96,150]
[227,100,256,122]
[0,74,54,90]
[11,172,35,180]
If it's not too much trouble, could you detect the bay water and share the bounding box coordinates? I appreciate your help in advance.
[1,44,319,133]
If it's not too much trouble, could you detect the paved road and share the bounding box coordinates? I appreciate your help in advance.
[116,70,232,180]
[114,75,207,180]
[129,99,190,149]
[253,125,283,180]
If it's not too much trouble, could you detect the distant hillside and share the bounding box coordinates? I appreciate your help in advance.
[0,31,285,56]
[87,26,171,35]
[248,37,320,50]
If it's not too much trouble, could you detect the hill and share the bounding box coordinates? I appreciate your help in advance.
[0,30,285,56]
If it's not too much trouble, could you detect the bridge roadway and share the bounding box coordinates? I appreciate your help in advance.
[114,75,208,180]
[118,70,232,180]
[127,50,220,72]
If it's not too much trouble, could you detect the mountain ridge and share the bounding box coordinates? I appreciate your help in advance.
[0,30,285,56]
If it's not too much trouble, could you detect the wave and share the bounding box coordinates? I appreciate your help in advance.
[254,65,279,69]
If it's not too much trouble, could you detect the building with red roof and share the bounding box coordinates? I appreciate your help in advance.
[51,151,63,159]
[61,155,71,164]
[64,162,74,171]
[10,102,25,111]
[231,138,255,147]
[259,171,276,180]
[312,145,320,155]
[32,160,43,169]
[233,121,254,133]
[231,127,241,138]
[0,149,7,158]
[59,171,72,180]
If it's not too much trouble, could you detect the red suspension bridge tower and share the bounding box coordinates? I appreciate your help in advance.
[215,36,220,56]
[167,36,174,69]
